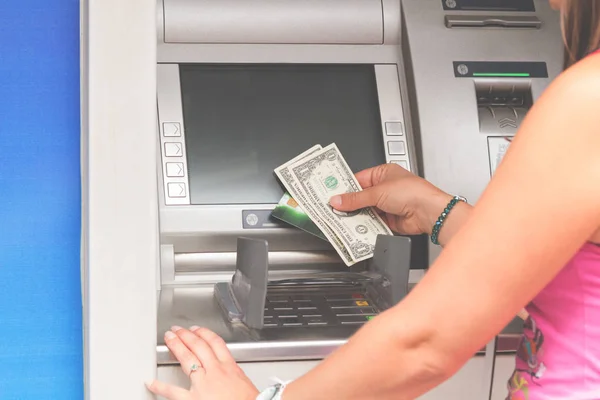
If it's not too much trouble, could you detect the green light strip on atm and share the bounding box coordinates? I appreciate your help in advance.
[473,73,531,77]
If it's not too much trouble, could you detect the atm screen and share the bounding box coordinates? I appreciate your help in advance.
[179,64,386,205]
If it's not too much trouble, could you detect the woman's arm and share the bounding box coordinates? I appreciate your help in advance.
[281,57,600,400]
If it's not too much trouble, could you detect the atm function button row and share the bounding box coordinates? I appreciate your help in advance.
[166,162,185,177]
[387,141,406,155]
[385,121,403,136]
[164,142,183,157]
[167,182,186,198]
[163,122,181,137]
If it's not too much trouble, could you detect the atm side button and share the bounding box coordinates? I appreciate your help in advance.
[385,121,403,136]
[167,182,187,198]
[390,160,409,170]
[162,122,181,137]
[388,141,406,155]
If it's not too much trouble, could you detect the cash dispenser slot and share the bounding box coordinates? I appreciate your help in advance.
[214,235,412,330]
[475,80,533,134]
[445,15,541,29]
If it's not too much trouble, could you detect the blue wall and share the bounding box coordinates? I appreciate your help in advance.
[0,0,83,398]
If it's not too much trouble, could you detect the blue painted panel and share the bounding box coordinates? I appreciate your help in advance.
[0,0,82,398]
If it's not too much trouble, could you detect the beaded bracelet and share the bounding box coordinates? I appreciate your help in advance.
[431,195,466,246]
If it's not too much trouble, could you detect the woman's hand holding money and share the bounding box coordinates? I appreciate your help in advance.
[329,163,472,246]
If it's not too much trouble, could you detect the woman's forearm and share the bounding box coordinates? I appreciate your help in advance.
[281,309,452,400]
[279,195,472,400]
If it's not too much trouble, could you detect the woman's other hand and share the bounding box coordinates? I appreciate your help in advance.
[146,327,259,400]
[329,163,452,235]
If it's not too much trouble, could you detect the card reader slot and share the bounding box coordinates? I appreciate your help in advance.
[445,15,541,29]
[474,80,533,134]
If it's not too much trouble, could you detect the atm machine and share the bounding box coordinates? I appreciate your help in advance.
[154,0,425,388]
[83,0,563,399]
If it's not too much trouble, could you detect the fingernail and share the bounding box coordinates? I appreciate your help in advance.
[190,325,200,331]
[329,196,341,207]
[144,380,154,388]
[171,325,182,332]
[165,331,176,339]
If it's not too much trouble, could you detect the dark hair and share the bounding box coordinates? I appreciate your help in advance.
[562,0,600,69]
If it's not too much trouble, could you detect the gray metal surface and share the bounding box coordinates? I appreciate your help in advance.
[162,0,385,45]
[156,284,524,365]
[482,337,499,400]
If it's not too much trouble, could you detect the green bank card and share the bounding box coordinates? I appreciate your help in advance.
[271,192,328,242]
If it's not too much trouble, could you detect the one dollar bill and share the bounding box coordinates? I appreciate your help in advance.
[274,145,354,265]
[275,143,392,266]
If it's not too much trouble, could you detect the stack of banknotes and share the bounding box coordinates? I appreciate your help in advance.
[271,143,393,266]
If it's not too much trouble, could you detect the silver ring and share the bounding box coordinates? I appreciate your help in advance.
[189,363,200,376]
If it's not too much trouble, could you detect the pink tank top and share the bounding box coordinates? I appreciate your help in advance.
[506,242,600,399]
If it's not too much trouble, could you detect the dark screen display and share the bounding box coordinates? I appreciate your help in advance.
[179,64,386,205]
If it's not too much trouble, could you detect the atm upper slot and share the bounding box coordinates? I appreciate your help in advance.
[444,15,541,29]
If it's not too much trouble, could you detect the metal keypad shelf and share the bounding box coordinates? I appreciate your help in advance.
[214,235,412,331]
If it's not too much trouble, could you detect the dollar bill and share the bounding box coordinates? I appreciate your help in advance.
[286,143,393,263]
[274,145,355,265]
